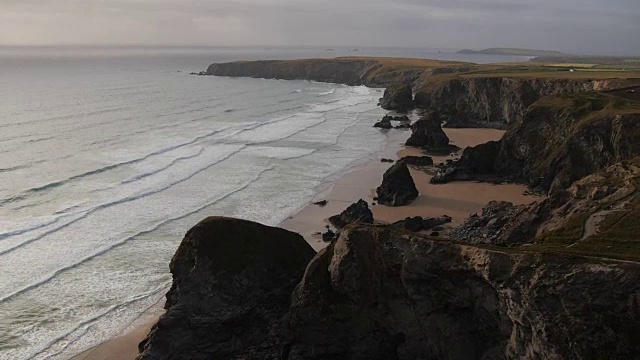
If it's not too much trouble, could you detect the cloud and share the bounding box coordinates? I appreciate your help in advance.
[0,0,638,54]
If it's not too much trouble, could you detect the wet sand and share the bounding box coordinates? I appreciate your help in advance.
[70,123,540,360]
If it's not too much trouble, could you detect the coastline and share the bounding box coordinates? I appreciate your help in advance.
[280,122,540,251]
[69,116,540,360]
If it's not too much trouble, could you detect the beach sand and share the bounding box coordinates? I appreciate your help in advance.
[70,124,540,360]
[281,126,540,251]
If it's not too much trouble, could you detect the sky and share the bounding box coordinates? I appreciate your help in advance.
[0,0,638,55]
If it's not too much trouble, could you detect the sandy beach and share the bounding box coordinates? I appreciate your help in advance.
[281,125,540,251]
[69,121,540,360]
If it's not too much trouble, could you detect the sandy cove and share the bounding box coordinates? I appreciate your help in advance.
[281,125,540,251]
[70,123,539,360]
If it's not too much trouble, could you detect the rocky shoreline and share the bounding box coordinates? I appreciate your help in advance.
[88,58,640,359]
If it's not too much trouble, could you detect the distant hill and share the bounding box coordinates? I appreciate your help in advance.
[458,48,566,57]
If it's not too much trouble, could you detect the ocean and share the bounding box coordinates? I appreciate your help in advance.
[0,46,531,360]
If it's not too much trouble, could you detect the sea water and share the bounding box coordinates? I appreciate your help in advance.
[0,46,531,359]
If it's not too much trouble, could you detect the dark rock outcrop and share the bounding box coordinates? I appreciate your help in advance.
[376,163,419,206]
[450,201,549,246]
[431,92,640,193]
[383,115,410,122]
[430,141,501,184]
[373,118,392,129]
[136,217,315,360]
[380,82,414,112]
[328,199,374,228]
[451,158,640,256]
[285,224,640,360]
[392,215,452,232]
[394,123,411,129]
[206,58,432,88]
[405,113,455,152]
[399,155,434,167]
[414,77,611,128]
[322,229,336,242]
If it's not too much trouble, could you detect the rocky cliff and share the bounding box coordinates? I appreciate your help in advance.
[136,217,315,360]
[204,57,640,128]
[138,218,640,360]
[286,224,640,360]
[414,77,611,128]
[433,91,640,192]
[206,57,459,87]
[451,157,640,261]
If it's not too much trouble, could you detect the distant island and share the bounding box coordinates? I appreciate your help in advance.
[458,47,566,57]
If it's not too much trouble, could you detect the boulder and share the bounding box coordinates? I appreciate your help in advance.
[430,141,501,184]
[405,113,452,151]
[373,118,392,129]
[328,199,374,228]
[322,229,336,242]
[394,123,411,129]
[383,115,410,122]
[284,224,640,360]
[136,217,315,360]
[392,216,424,232]
[313,200,328,206]
[380,158,394,163]
[376,163,419,206]
[379,82,414,112]
[399,155,434,167]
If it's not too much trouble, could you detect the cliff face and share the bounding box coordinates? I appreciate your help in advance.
[286,225,640,360]
[433,92,640,192]
[206,58,431,87]
[136,217,315,360]
[204,57,638,128]
[452,157,640,261]
[138,217,640,360]
[414,77,610,128]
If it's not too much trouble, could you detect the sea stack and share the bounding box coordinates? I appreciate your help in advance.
[376,162,419,206]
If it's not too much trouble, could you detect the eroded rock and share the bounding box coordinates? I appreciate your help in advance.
[136,217,315,360]
[328,199,374,228]
[376,163,419,206]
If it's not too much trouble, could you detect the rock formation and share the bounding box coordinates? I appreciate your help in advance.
[285,224,640,360]
[328,199,374,228]
[392,215,452,232]
[405,113,454,152]
[432,92,640,193]
[399,155,434,167]
[136,217,315,360]
[451,157,640,259]
[414,77,613,128]
[203,58,631,128]
[379,82,414,112]
[373,118,392,129]
[376,162,419,206]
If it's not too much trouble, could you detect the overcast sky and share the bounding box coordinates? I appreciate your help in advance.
[0,0,638,54]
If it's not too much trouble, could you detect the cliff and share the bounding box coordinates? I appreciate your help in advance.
[451,157,640,261]
[206,57,465,88]
[204,57,640,128]
[414,77,611,128]
[137,219,640,359]
[432,90,640,192]
[136,217,315,360]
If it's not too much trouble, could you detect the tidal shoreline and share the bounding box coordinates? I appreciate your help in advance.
[69,114,541,360]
